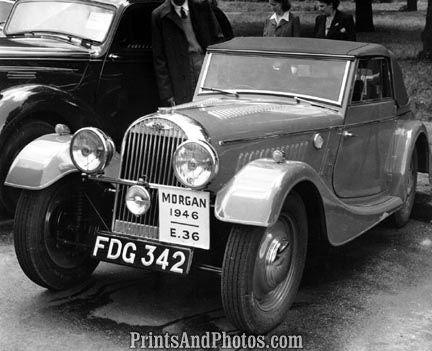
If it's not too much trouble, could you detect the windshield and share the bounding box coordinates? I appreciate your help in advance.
[5,1,115,43]
[201,53,350,104]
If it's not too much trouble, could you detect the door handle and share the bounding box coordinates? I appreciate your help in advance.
[342,130,356,138]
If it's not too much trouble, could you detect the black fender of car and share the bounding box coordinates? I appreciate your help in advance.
[5,133,120,190]
[0,84,105,150]
[214,158,405,246]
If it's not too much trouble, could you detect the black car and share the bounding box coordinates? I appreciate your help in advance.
[0,0,161,213]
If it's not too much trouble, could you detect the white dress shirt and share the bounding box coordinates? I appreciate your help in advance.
[171,0,189,18]
[270,11,290,27]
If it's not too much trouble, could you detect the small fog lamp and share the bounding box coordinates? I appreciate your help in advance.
[126,185,151,216]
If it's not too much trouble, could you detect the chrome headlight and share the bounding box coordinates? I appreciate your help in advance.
[70,127,115,174]
[173,140,218,189]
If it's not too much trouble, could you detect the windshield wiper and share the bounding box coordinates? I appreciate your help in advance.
[294,96,339,112]
[200,86,239,98]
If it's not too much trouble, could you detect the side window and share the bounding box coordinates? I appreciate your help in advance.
[351,58,393,103]
[111,4,156,52]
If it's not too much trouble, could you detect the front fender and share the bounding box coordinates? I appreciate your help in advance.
[5,133,120,190]
[0,84,103,150]
[388,120,428,198]
[215,159,324,227]
[215,158,404,246]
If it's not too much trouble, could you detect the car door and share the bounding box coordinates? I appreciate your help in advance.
[96,2,160,144]
[333,57,396,198]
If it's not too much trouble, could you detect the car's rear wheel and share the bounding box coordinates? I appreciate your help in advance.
[390,149,418,228]
[221,192,308,334]
[0,120,53,215]
[14,176,98,290]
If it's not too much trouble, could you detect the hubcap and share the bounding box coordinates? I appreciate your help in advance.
[253,215,296,311]
[44,189,91,269]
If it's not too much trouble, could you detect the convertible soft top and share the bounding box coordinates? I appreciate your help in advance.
[209,37,390,58]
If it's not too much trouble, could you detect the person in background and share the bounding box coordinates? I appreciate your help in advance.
[314,0,356,41]
[152,0,222,106]
[209,0,234,41]
[263,0,300,37]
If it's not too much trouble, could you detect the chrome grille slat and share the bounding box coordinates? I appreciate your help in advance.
[142,130,152,183]
[147,134,157,186]
[112,118,187,240]
[155,129,164,182]
[128,132,139,224]
[158,133,167,184]
[169,131,179,186]
[135,131,145,181]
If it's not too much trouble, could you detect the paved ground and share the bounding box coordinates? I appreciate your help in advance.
[1,175,432,350]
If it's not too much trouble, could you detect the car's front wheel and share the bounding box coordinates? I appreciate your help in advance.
[221,192,308,334]
[14,176,98,290]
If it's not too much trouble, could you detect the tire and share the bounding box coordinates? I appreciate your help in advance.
[390,149,418,228]
[14,176,98,290]
[0,120,53,215]
[221,192,308,334]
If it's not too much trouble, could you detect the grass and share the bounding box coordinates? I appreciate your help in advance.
[219,0,432,120]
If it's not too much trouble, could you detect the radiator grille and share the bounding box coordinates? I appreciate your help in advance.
[112,118,187,238]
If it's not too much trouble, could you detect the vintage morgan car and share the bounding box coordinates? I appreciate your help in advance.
[0,0,162,213]
[6,37,431,333]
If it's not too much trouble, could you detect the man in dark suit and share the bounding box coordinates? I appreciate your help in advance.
[314,0,356,41]
[152,0,222,106]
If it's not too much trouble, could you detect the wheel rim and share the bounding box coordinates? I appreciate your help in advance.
[43,188,91,269]
[252,214,296,312]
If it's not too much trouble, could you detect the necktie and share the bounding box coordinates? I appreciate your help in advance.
[180,7,187,19]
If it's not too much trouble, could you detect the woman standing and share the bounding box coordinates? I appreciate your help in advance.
[263,0,300,37]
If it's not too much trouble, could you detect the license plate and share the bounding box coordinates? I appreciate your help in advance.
[92,234,192,275]
[158,187,210,250]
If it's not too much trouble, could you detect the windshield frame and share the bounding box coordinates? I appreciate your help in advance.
[4,0,117,45]
[198,51,353,106]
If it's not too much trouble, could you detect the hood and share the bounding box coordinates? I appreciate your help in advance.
[172,98,343,145]
[0,37,92,93]
[0,37,90,58]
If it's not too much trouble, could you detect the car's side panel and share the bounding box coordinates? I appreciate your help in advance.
[215,158,403,246]
[5,133,121,190]
[208,126,342,193]
[333,101,397,198]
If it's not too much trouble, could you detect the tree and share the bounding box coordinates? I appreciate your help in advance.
[406,0,418,11]
[355,0,375,32]
[419,0,432,59]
